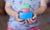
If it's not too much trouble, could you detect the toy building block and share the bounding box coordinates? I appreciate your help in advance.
[19,11,33,20]
[23,3,30,8]
[19,3,33,20]
[23,3,30,12]
[23,9,30,12]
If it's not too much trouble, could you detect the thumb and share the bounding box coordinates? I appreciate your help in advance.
[17,10,20,14]
[33,14,37,19]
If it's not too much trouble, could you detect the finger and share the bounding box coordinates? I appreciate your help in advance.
[25,20,29,25]
[28,18,30,22]
[28,18,33,24]
[30,18,33,23]
[16,14,19,19]
[17,21,25,24]
[17,10,20,14]
[17,18,24,22]
[30,18,37,23]
[33,18,37,23]
[33,14,37,19]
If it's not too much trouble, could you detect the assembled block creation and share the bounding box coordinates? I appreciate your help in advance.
[19,3,33,20]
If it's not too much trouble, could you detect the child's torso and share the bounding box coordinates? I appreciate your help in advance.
[10,0,40,11]
[8,0,40,30]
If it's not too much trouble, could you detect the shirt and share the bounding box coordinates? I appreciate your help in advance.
[5,0,40,30]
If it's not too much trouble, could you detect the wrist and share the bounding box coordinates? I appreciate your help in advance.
[33,11,38,16]
[14,12,18,18]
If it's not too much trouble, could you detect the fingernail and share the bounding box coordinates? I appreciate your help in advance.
[33,17,34,19]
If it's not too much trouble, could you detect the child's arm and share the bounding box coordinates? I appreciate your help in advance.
[25,0,47,25]
[5,2,17,18]
[33,0,47,16]
[5,2,25,24]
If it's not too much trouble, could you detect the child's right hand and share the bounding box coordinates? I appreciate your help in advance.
[16,11,25,24]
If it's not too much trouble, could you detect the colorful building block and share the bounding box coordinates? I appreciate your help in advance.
[19,3,33,20]
[19,11,33,20]
[23,3,30,8]
[23,9,30,12]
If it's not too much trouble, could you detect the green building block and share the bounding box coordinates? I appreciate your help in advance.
[23,3,30,8]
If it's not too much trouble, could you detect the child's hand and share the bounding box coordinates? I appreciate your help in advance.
[25,13,37,25]
[16,11,25,24]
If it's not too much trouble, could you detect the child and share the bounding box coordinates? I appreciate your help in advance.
[5,0,47,30]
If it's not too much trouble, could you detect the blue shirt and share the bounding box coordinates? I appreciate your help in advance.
[5,0,40,30]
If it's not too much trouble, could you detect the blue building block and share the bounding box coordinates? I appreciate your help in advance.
[19,11,33,20]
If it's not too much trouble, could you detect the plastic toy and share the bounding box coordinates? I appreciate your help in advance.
[19,3,33,20]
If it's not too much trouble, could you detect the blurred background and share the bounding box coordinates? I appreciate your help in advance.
[0,0,50,30]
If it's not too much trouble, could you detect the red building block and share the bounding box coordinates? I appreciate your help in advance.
[23,9,30,12]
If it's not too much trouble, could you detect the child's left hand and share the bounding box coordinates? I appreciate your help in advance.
[25,13,37,25]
